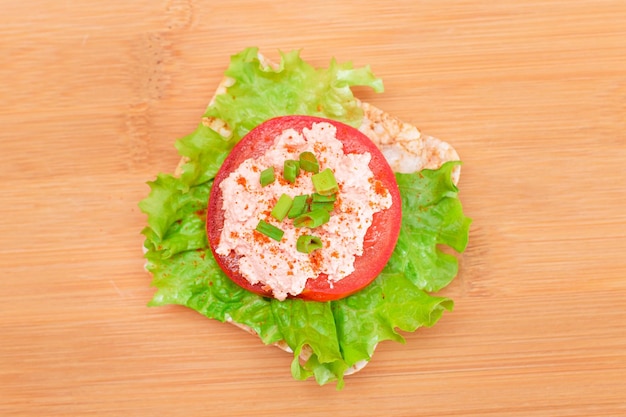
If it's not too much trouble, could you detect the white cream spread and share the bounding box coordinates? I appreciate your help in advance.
[216,122,392,300]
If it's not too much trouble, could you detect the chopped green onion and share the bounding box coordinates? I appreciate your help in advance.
[293,208,330,228]
[255,220,284,241]
[310,201,335,212]
[296,235,323,254]
[299,151,319,173]
[288,194,309,219]
[260,167,275,187]
[283,160,300,183]
[271,194,293,221]
[311,168,338,196]
[311,192,336,203]
[311,192,336,211]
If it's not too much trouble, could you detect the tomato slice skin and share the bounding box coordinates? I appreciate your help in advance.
[207,115,401,302]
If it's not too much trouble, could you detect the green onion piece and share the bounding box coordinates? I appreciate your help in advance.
[311,192,336,203]
[271,194,293,221]
[255,220,284,241]
[283,160,300,183]
[311,168,338,196]
[288,194,309,219]
[310,201,335,212]
[260,167,275,187]
[296,235,323,254]
[293,208,330,228]
[299,151,319,173]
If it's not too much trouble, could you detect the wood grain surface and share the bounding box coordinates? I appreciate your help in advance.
[2,1,625,416]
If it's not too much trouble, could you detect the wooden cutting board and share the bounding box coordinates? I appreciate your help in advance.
[2,1,625,415]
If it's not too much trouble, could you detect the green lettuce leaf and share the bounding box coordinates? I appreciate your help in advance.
[139,174,210,257]
[140,47,471,389]
[391,163,472,292]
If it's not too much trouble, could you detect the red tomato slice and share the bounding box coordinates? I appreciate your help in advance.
[206,115,401,301]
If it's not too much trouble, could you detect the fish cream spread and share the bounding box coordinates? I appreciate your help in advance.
[216,122,392,300]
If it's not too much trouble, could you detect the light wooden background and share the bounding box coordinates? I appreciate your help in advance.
[2,1,625,416]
